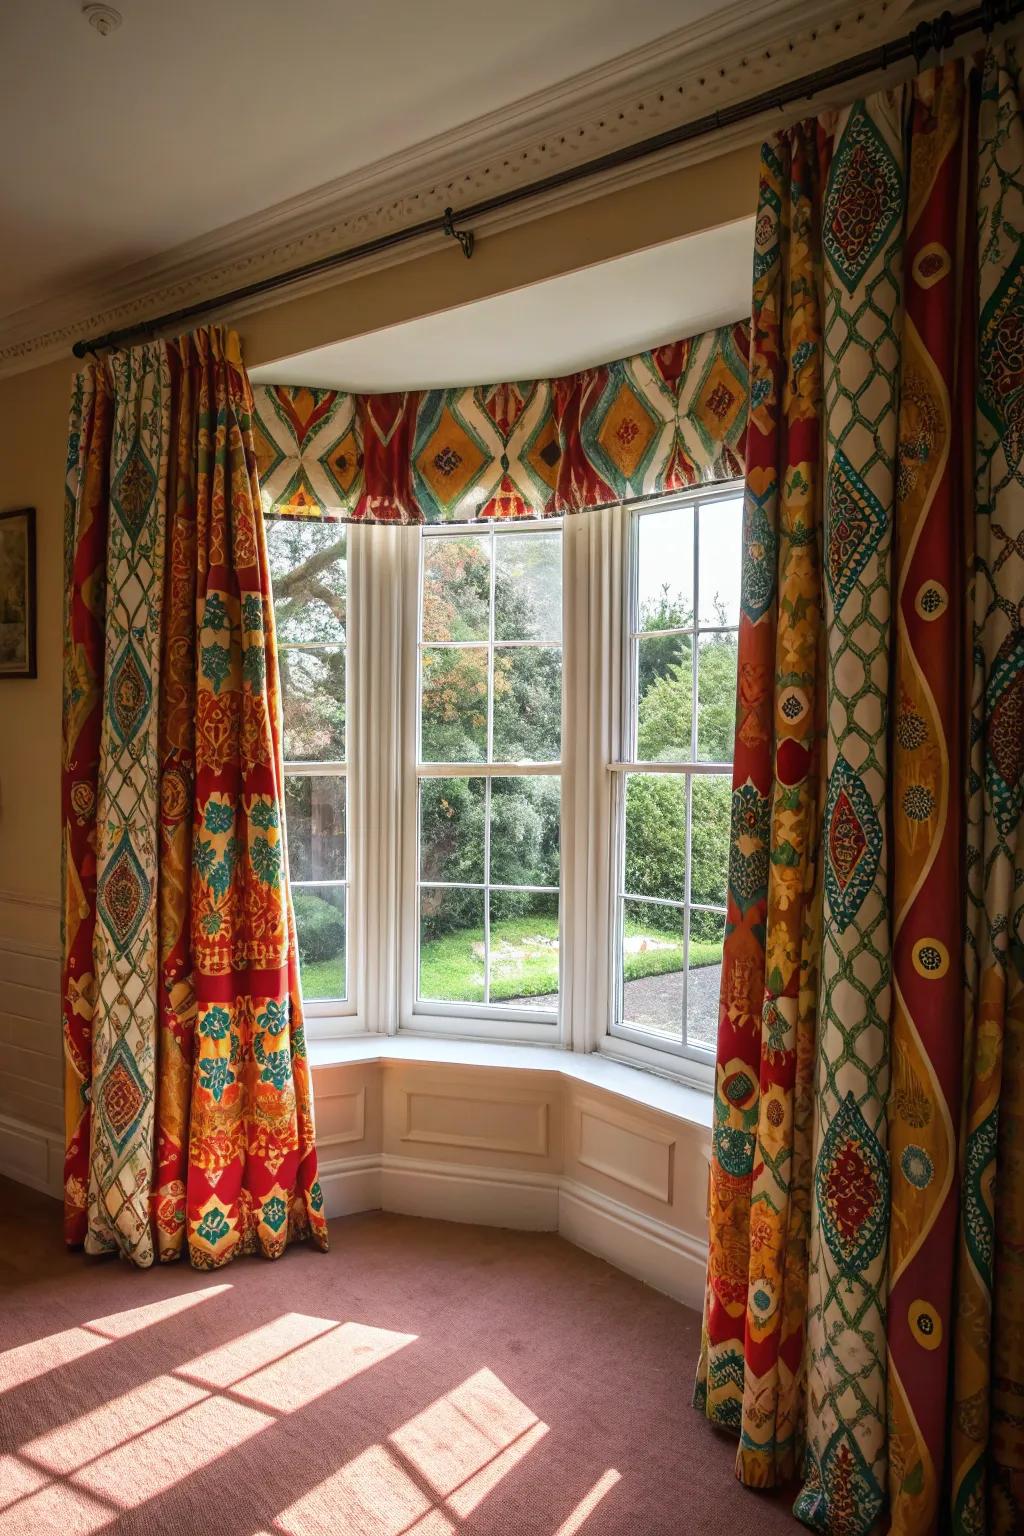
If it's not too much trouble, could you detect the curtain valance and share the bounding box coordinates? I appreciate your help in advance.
[251,320,749,524]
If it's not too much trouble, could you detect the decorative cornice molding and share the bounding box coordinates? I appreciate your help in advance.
[0,0,928,377]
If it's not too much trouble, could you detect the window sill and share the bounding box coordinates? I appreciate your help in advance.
[306,1033,712,1133]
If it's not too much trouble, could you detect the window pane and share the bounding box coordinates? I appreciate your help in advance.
[422,535,490,642]
[267,521,346,644]
[686,908,725,1052]
[420,646,488,762]
[494,532,562,641]
[690,775,732,908]
[621,897,683,1040]
[279,647,346,761]
[697,497,743,628]
[293,884,346,1000]
[696,632,737,761]
[419,887,485,1003]
[624,773,686,903]
[489,776,560,888]
[285,776,346,882]
[637,506,693,632]
[636,633,692,761]
[493,647,561,762]
[419,777,485,884]
[489,890,559,1011]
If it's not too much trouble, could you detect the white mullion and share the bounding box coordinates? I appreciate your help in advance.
[484,531,496,1007]
[483,778,492,1007]
[619,890,686,912]
[420,881,558,895]
[607,759,730,775]
[629,623,695,642]
[283,761,348,776]
[416,760,560,778]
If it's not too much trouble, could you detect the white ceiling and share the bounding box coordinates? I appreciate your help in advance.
[250,218,754,392]
[0,0,726,319]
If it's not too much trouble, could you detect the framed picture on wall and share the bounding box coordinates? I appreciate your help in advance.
[0,507,37,679]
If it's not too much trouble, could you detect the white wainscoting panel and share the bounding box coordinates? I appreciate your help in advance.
[575,1101,675,1204]
[0,933,63,1193]
[401,1090,550,1157]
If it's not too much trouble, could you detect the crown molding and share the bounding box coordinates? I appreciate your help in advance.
[0,0,929,379]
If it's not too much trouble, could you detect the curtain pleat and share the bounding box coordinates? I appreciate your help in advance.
[61,364,113,1247]
[87,345,171,1266]
[153,339,198,1261]
[695,118,828,1489]
[61,327,328,1270]
[952,44,1024,1536]
[886,62,965,1536]
[187,329,327,1267]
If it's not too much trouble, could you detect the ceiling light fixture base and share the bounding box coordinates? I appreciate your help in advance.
[82,4,123,37]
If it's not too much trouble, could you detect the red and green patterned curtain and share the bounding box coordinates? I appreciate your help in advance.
[62,326,328,1269]
[697,44,1024,1536]
[250,321,749,524]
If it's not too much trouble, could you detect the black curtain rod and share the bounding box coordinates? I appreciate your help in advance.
[72,0,1023,359]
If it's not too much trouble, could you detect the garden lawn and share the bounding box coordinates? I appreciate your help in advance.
[298,955,346,1001]
[417,912,722,1004]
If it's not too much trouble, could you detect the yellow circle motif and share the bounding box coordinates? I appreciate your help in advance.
[914,580,948,621]
[909,1299,942,1350]
[912,938,949,979]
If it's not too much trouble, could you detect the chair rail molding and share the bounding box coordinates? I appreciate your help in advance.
[0,0,921,378]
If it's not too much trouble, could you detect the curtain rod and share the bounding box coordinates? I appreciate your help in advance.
[72,0,1022,359]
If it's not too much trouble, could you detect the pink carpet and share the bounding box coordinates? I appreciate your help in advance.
[0,1177,799,1535]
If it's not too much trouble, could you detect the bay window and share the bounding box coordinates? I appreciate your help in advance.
[266,481,741,1078]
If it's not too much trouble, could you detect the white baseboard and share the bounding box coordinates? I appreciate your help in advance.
[2,1132,706,1307]
[318,1151,704,1306]
[318,1153,382,1217]
[0,1111,63,1200]
[380,1154,559,1230]
[558,1176,707,1309]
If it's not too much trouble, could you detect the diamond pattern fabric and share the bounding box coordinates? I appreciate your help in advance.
[87,344,169,1266]
[251,323,749,524]
[698,52,1024,1536]
[62,328,327,1271]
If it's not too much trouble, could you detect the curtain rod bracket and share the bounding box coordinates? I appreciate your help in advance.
[443,207,475,260]
[982,0,1012,31]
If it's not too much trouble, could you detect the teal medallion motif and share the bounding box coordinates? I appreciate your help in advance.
[825,447,887,613]
[823,102,903,294]
[824,757,883,934]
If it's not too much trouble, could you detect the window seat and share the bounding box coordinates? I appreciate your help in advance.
[307,1036,712,1309]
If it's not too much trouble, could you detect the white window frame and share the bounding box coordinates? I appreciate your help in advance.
[604,481,741,1080]
[398,519,565,1045]
[269,521,357,1032]
[268,486,742,1089]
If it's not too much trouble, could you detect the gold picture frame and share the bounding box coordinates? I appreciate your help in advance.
[0,507,37,679]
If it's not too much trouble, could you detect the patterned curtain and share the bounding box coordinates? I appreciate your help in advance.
[698,47,1024,1536]
[952,45,1024,1536]
[62,327,328,1270]
[250,322,749,525]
